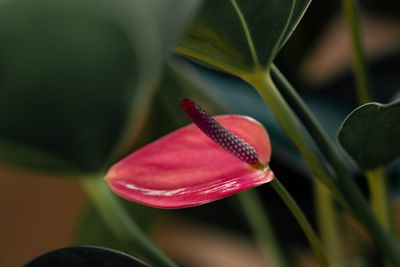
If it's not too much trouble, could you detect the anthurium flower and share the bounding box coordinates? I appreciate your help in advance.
[106,99,274,208]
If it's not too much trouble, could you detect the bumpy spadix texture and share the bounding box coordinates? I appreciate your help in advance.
[106,105,273,208]
[181,98,259,164]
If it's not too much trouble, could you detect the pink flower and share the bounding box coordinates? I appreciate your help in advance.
[106,99,274,208]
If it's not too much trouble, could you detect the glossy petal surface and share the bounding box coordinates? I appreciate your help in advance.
[106,115,273,208]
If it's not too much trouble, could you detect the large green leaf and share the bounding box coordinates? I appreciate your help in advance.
[102,0,203,166]
[337,100,400,170]
[277,0,311,51]
[176,0,311,75]
[0,0,201,174]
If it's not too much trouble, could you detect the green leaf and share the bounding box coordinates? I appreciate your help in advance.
[277,0,311,51]
[338,100,400,170]
[176,0,311,75]
[0,0,201,174]
[117,63,216,152]
[105,0,203,166]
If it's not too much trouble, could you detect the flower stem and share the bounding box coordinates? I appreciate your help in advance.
[269,64,351,188]
[314,181,343,264]
[80,178,179,267]
[341,2,394,258]
[271,178,328,267]
[243,68,400,265]
[367,168,393,231]
[271,64,345,262]
[237,189,288,267]
[242,70,341,199]
[341,0,373,104]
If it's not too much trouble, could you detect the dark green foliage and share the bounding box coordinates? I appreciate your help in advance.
[338,100,400,170]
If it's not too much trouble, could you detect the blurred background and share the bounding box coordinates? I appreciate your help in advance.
[0,0,399,266]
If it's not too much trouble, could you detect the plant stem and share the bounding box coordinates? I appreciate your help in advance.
[314,181,343,263]
[243,68,400,265]
[366,168,393,231]
[238,189,288,267]
[341,0,394,255]
[271,178,328,267]
[270,64,344,263]
[80,178,179,267]
[242,70,341,199]
[366,168,393,267]
[341,0,373,104]
[269,64,348,179]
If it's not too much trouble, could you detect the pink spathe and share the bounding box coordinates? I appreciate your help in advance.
[106,115,273,209]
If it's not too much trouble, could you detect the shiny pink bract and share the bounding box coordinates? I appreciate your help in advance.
[106,115,273,208]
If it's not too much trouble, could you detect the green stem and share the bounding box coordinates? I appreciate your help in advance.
[341,0,373,104]
[314,181,343,263]
[366,168,393,231]
[341,4,394,264]
[242,70,341,199]
[272,64,353,177]
[80,178,179,267]
[270,64,350,183]
[269,65,400,265]
[270,64,348,207]
[270,65,400,265]
[243,68,400,265]
[237,189,288,267]
[339,171,400,266]
[271,178,328,267]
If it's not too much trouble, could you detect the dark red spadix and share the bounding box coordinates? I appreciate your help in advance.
[181,98,260,165]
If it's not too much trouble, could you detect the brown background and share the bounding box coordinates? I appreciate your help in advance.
[0,165,87,267]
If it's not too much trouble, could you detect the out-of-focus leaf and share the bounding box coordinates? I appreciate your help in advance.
[0,0,158,173]
[75,202,167,256]
[176,0,311,75]
[0,0,201,174]
[124,64,217,151]
[24,246,149,267]
[338,100,400,170]
[146,0,203,58]
[110,0,203,162]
